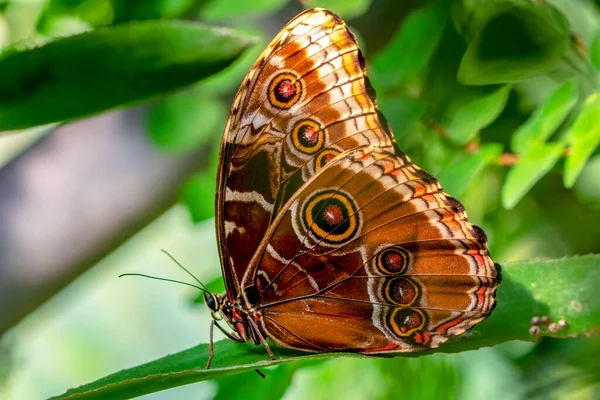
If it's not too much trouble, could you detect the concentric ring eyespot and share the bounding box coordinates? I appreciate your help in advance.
[292,120,323,154]
[376,247,411,275]
[302,190,360,244]
[314,149,341,172]
[389,308,426,337]
[383,277,419,306]
[268,72,302,109]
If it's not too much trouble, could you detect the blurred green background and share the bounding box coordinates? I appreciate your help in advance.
[0,0,599,399]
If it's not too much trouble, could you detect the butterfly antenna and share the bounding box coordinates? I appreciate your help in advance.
[160,249,211,293]
[118,273,208,293]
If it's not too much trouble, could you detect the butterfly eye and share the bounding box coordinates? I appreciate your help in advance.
[268,72,302,109]
[303,190,360,245]
[376,247,411,275]
[314,149,341,172]
[205,294,218,311]
[389,308,426,337]
[292,120,324,154]
[384,277,419,306]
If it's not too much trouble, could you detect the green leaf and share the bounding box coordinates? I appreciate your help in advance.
[111,0,207,22]
[375,356,460,400]
[378,96,426,146]
[147,89,227,151]
[443,84,512,145]
[418,126,455,176]
[0,21,253,132]
[590,28,600,71]
[563,92,600,188]
[180,143,220,223]
[197,26,266,96]
[437,143,503,199]
[50,255,600,400]
[301,0,372,20]
[288,358,386,399]
[458,1,570,85]
[201,0,288,21]
[511,79,579,154]
[573,155,600,206]
[37,0,113,32]
[214,363,301,400]
[180,172,217,223]
[370,0,447,87]
[501,142,565,209]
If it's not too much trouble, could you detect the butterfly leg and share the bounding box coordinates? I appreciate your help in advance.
[206,320,246,369]
[206,320,216,369]
[247,317,276,361]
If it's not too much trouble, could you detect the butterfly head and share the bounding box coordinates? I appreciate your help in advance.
[204,292,225,320]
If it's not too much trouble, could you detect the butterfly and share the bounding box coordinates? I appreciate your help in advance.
[204,8,500,367]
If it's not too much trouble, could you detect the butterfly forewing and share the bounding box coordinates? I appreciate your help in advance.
[215,8,499,355]
[217,9,394,298]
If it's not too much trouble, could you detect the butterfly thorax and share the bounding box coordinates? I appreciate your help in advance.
[205,292,264,345]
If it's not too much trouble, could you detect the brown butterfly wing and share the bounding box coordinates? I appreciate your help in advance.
[216,9,392,298]
[242,147,499,352]
[217,8,500,352]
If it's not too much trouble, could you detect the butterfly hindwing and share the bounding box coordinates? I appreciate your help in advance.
[243,147,498,352]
